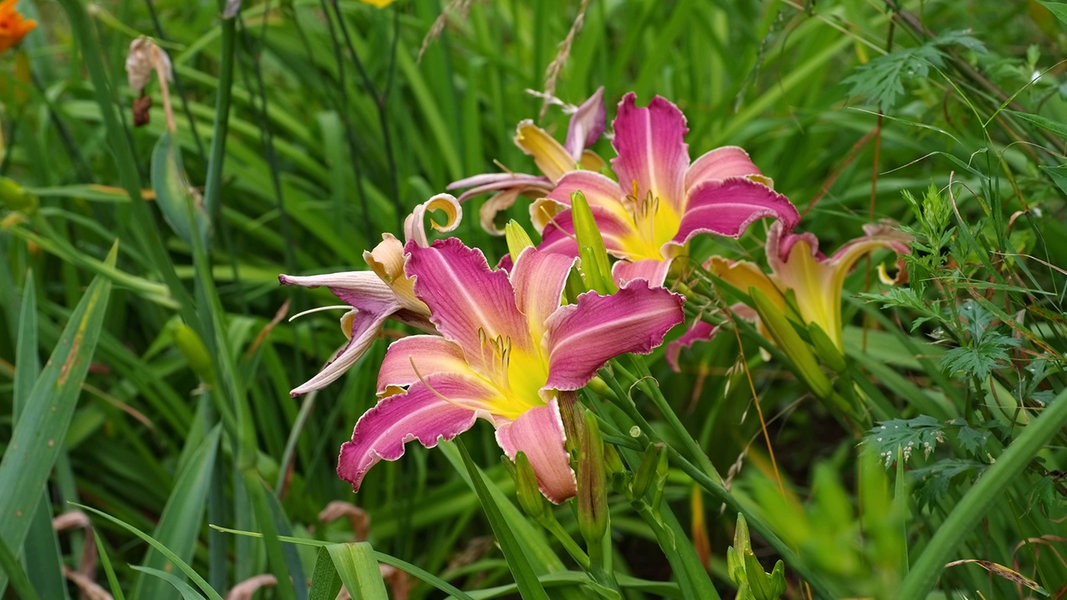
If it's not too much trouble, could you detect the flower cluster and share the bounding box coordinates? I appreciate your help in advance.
[282,91,910,501]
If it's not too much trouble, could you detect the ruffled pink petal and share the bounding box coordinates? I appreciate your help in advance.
[611,258,673,287]
[405,239,532,357]
[337,379,482,492]
[545,171,634,226]
[684,146,762,192]
[564,87,606,159]
[511,248,578,343]
[544,282,684,390]
[494,399,576,503]
[610,93,689,216]
[290,308,394,397]
[665,320,719,372]
[537,206,636,261]
[674,178,799,244]
[376,335,471,393]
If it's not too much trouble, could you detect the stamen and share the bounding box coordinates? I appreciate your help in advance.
[287,305,352,322]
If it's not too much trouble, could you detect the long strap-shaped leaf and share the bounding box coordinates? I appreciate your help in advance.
[0,245,115,594]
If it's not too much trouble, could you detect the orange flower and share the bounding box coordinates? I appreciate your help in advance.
[0,0,35,54]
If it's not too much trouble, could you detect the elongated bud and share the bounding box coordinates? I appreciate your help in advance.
[169,319,216,386]
[513,451,550,521]
[749,287,832,399]
[629,442,667,507]
[570,191,617,295]
[504,219,535,266]
[806,322,847,373]
[576,410,608,546]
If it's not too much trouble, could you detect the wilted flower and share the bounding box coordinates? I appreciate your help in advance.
[279,194,461,396]
[0,0,36,54]
[449,87,607,234]
[338,238,684,502]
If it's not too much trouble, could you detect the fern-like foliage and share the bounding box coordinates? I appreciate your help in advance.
[843,30,986,112]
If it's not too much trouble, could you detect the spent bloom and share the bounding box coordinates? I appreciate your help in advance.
[449,87,607,234]
[0,0,35,54]
[533,93,800,286]
[338,238,684,502]
[669,221,911,368]
[279,194,461,396]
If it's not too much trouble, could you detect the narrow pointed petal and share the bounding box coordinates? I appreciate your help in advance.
[706,256,785,309]
[515,120,576,183]
[406,238,531,356]
[610,93,689,216]
[362,234,425,313]
[611,258,672,287]
[290,308,393,397]
[511,248,577,343]
[337,384,480,492]
[675,178,800,244]
[684,146,763,192]
[376,335,472,393]
[495,399,576,503]
[279,271,398,313]
[544,282,684,390]
[564,87,606,159]
[447,172,553,203]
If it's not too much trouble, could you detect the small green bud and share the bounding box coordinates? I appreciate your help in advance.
[0,176,37,214]
[512,451,550,521]
[570,191,617,295]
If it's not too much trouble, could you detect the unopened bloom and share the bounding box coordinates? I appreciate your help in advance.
[534,93,800,285]
[669,221,911,368]
[0,0,36,54]
[448,88,607,234]
[280,194,460,396]
[338,238,684,502]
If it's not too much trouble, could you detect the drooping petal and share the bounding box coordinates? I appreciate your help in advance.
[511,247,577,344]
[406,238,532,358]
[494,398,576,503]
[362,234,425,313]
[705,256,786,310]
[665,320,718,372]
[610,93,689,218]
[674,178,799,245]
[683,146,763,192]
[337,382,480,492]
[515,120,576,183]
[403,193,462,247]
[447,172,553,204]
[290,308,393,397]
[376,335,472,394]
[564,87,606,160]
[544,282,684,391]
[279,270,397,314]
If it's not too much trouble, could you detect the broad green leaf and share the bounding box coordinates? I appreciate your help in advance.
[0,246,114,594]
[328,542,389,600]
[0,535,42,600]
[308,547,343,600]
[1037,1,1067,26]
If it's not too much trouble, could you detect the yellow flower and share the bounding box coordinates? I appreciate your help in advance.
[359,0,395,7]
[0,0,35,54]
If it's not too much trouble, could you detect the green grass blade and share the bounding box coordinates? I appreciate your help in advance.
[309,547,343,600]
[131,566,209,600]
[74,503,224,600]
[0,534,42,600]
[130,426,222,600]
[0,245,114,594]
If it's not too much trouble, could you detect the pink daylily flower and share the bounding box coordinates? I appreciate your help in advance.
[279,194,461,397]
[533,93,800,286]
[448,88,607,234]
[338,238,684,502]
[668,221,911,369]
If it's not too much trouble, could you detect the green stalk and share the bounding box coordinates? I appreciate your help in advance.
[898,385,1067,597]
